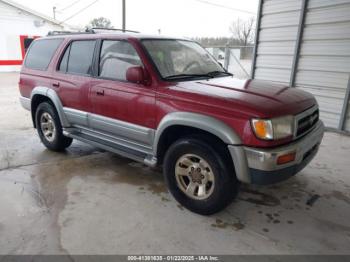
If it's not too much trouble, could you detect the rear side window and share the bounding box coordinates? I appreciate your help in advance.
[58,40,96,75]
[99,40,142,80]
[25,39,63,70]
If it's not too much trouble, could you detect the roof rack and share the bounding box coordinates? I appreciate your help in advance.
[47,30,92,36]
[85,27,140,33]
[47,28,140,37]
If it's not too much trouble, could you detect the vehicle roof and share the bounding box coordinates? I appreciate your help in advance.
[41,32,192,42]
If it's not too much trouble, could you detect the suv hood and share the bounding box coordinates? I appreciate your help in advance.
[168,77,316,118]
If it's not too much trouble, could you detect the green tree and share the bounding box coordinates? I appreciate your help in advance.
[87,17,113,29]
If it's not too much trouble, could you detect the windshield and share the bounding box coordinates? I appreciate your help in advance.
[142,39,226,79]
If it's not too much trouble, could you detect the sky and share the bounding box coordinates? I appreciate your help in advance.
[15,0,259,37]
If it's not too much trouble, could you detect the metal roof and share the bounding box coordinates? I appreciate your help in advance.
[0,0,63,27]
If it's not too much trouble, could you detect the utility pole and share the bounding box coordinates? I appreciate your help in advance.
[53,6,56,19]
[122,0,126,31]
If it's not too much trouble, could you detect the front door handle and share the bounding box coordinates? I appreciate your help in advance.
[96,90,104,96]
[52,81,60,87]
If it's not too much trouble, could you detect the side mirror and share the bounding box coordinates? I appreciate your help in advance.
[126,66,145,84]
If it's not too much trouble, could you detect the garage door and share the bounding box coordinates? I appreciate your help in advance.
[252,0,350,131]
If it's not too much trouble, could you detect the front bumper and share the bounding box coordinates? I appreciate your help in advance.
[228,120,324,185]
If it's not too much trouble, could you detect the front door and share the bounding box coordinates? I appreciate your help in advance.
[89,39,156,147]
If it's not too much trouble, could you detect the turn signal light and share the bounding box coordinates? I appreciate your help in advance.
[277,152,296,165]
[251,119,273,140]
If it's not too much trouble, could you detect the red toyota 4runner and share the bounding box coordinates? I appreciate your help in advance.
[19,30,324,215]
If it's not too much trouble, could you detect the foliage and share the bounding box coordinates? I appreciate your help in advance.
[229,17,256,46]
[87,17,113,29]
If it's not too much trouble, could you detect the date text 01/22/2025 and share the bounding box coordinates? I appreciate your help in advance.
[127,255,219,261]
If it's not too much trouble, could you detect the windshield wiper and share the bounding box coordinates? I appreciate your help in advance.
[164,71,233,80]
[163,73,209,80]
[206,70,233,77]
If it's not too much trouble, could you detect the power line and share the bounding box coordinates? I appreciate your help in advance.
[60,0,100,23]
[194,0,256,15]
[59,0,83,12]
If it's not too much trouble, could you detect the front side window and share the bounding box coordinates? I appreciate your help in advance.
[142,39,226,80]
[99,40,142,81]
[58,40,96,75]
[25,38,63,70]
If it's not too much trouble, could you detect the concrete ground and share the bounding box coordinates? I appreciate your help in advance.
[1,72,350,255]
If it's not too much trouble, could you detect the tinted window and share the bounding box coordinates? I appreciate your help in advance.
[58,45,70,72]
[99,40,141,81]
[63,40,96,75]
[25,39,63,70]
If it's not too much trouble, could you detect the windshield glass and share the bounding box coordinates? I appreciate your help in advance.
[142,39,225,79]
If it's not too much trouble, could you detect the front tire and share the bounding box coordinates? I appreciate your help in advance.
[35,102,73,151]
[163,137,238,215]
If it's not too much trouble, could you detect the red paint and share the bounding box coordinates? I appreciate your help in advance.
[19,35,28,59]
[0,60,22,65]
[0,35,41,66]
[19,34,317,148]
[126,66,147,84]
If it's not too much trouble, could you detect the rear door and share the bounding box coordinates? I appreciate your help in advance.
[52,39,97,128]
[89,39,156,147]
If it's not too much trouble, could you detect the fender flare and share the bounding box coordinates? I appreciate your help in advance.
[153,112,242,156]
[30,86,70,127]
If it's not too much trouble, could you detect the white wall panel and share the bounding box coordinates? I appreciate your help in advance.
[260,11,300,28]
[262,0,302,14]
[0,1,63,72]
[256,55,293,69]
[254,68,291,83]
[296,1,350,129]
[254,0,301,86]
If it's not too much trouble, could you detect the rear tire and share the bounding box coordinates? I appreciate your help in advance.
[163,136,238,215]
[35,102,73,151]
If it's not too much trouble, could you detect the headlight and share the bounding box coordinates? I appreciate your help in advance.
[251,115,294,140]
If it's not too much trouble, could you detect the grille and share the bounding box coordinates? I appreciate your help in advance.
[296,109,319,137]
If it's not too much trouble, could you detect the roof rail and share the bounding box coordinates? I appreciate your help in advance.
[47,28,140,37]
[85,27,140,33]
[47,30,93,36]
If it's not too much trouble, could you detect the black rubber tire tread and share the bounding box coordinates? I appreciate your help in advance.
[35,102,73,151]
[163,135,238,215]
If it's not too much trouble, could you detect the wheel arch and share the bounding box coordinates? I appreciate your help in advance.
[153,112,242,162]
[30,87,69,128]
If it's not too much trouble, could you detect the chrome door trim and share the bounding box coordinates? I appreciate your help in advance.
[78,125,153,154]
[89,113,155,146]
[63,107,155,148]
[63,107,89,127]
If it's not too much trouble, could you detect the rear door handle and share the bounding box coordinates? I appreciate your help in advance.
[96,90,104,96]
[52,81,60,87]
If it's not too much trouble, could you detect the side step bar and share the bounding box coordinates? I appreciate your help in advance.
[63,128,157,167]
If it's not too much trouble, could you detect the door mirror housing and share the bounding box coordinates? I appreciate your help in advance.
[126,66,146,84]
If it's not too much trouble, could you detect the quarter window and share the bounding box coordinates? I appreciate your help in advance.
[58,45,70,72]
[58,40,96,75]
[25,39,63,70]
[99,40,142,81]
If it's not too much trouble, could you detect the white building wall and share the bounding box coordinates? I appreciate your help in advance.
[295,0,350,129]
[0,1,63,72]
[252,0,350,132]
[254,0,302,83]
